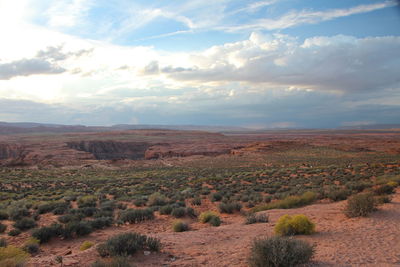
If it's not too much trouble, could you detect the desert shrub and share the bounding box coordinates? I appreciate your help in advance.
[253,192,317,212]
[78,195,97,208]
[387,181,398,188]
[8,229,21,237]
[245,213,269,225]
[199,211,219,223]
[80,241,94,251]
[22,238,40,254]
[274,215,315,236]
[0,210,9,220]
[0,246,29,267]
[248,236,314,267]
[147,193,168,206]
[66,221,93,237]
[209,216,221,227]
[100,201,116,212]
[172,220,189,232]
[210,192,223,202]
[0,238,7,248]
[92,257,133,267]
[191,197,201,206]
[218,202,242,214]
[344,193,376,218]
[373,184,395,195]
[119,209,154,224]
[98,232,161,257]
[90,217,113,230]
[94,210,113,218]
[327,189,351,202]
[32,223,63,243]
[171,207,186,218]
[375,195,392,204]
[58,213,84,224]
[37,202,70,214]
[13,217,37,231]
[0,223,7,233]
[79,207,99,217]
[8,207,30,221]
[185,207,197,218]
[133,198,146,207]
[159,205,173,215]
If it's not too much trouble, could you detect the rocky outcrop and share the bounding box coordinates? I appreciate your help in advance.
[144,143,238,159]
[66,141,151,160]
[0,144,26,159]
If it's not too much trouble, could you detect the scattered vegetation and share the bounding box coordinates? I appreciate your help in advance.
[344,193,377,218]
[0,246,29,267]
[172,220,189,232]
[80,241,95,251]
[275,214,315,236]
[245,213,269,225]
[248,236,314,267]
[97,232,161,257]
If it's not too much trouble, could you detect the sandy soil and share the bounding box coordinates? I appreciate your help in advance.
[26,190,400,267]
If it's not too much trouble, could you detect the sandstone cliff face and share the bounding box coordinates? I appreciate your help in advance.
[66,141,150,160]
[0,144,26,159]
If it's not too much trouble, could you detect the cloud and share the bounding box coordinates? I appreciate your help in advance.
[160,33,400,93]
[220,1,396,32]
[36,45,93,61]
[45,0,93,28]
[0,45,93,80]
[0,58,65,80]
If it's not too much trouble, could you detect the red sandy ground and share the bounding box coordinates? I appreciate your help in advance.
[25,189,400,267]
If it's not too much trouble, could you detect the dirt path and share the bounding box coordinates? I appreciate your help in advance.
[29,190,400,267]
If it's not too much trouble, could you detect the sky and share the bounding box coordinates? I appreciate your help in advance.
[0,0,399,128]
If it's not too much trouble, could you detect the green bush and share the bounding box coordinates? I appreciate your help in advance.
[8,229,21,237]
[171,207,186,218]
[77,195,97,208]
[274,214,315,236]
[8,207,30,221]
[119,209,154,224]
[248,236,314,267]
[147,192,168,206]
[245,213,269,224]
[0,246,29,267]
[159,205,173,215]
[374,184,395,195]
[23,238,40,255]
[0,211,9,220]
[253,192,317,212]
[172,220,189,232]
[209,216,221,227]
[0,238,7,248]
[0,223,7,233]
[218,202,242,214]
[327,189,351,202]
[80,241,94,251]
[199,211,219,223]
[32,223,63,243]
[210,192,223,202]
[191,197,202,206]
[98,232,161,257]
[344,193,377,218]
[13,217,37,231]
[90,217,113,230]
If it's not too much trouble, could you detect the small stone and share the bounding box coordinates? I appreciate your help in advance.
[63,250,72,255]
[144,251,151,256]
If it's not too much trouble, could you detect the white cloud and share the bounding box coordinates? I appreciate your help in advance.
[220,1,396,32]
[157,33,400,93]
